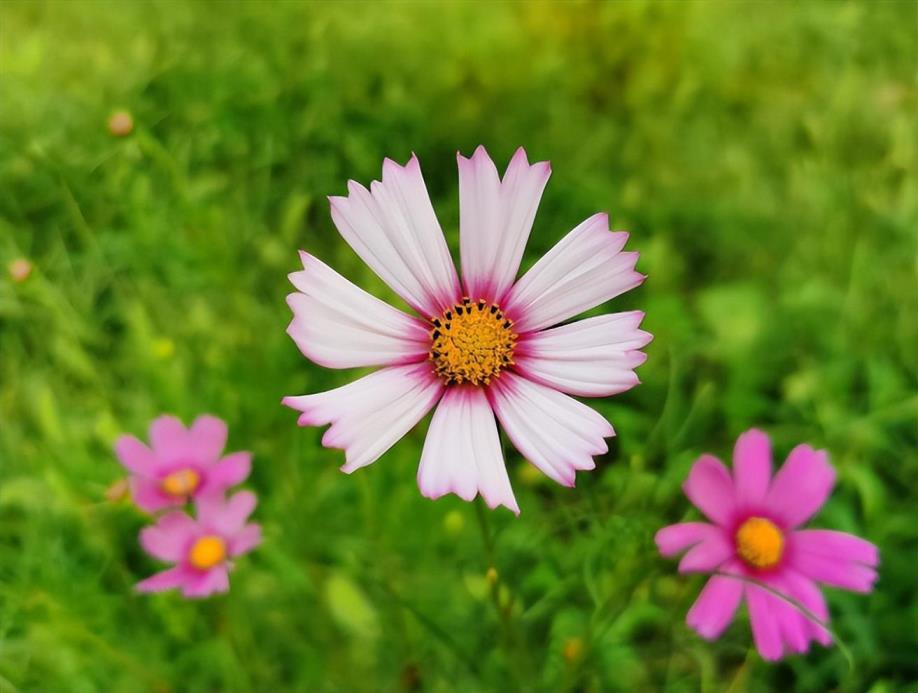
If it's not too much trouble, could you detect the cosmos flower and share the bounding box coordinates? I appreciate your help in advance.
[136,491,261,598]
[115,415,252,513]
[283,147,650,513]
[655,429,879,660]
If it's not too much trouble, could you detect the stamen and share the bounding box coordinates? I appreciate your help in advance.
[429,298,516,386]
[161,468,201,498]
[188,535,226,570]
[736,517,784,569]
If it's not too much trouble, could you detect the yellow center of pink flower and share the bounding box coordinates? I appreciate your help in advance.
[736,516,784,569]
[429,298,516,386]
[161,468,200,498]
[188,535,226,570]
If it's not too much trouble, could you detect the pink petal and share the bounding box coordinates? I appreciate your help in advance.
[417,387,519,514]
[201,451,252,494]
[732,428,772,507]
[136,566,188,594]
[765,444,835,528]
[503,213,643,334]
[685,573,743,640]
[181,565,230,599]
[458,146,551,303]
[198,490,257,536]
[487,372,613,488]
[677,532,734,573]
[229,523,262,556]
[514,312,652,397]
[328,154,461,317]
[655,522,720,557]
[130,476,179,513]
[139,512,197,561]
[287,252,430,368]
[782,569,832,646]
[682,455,736,527]
[283,362,444,473]
[789,530,878,593]
[746,583,785,660]
[114,435,159,474]
[187,415,228,463]
[149,415,190,462]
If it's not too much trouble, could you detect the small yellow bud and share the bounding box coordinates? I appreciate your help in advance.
[107,110,134,137]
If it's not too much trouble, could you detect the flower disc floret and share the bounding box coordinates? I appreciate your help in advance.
[429,297,516,386]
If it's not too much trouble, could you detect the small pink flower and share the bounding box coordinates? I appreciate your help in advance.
[656,429,879,660]
[283,147,651,514]
[136,491,261,598]
[115,415,252,513]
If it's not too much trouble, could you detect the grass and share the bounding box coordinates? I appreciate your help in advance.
[1,1,916,691]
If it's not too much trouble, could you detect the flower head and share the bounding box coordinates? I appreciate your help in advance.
[656,429,879,660]
[115,415,252,513]
[136,491,261,598]
[283,147,650,514]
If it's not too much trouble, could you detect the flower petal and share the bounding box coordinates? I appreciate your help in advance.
[149,415,190,462]
[677,531,734,573]
[488,372,613,487]
[655,522,720,557]
[514,312,652,397]
[182,565,230,599]
[746,583,785,661]
[782,569,833,646]
[287,252,430,368]
[136,566,188,594]
[139,512,197,562]
[114,435,158,474]
[417,386,519,514]
[765,444,835,528]
[458,146,551,303]
[328,154,461,317]
[229,524,262,557]
[685,573,743,640]
[503,213,643,334]
[197,490,257,536]
[732,428,772,508]
[130,476,177,513]
[187,415,228,463]
[682,455,736,527]
[201,451,252,494]
[283,362,444,473]
[790,530,879,592]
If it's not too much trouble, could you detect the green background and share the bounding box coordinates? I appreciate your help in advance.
[1,1,916,691]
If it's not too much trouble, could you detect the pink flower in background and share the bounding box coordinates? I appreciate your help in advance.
[283,147,650,514]
[136,491,261,598]
[656,429,879,660]
[115,415,251,513]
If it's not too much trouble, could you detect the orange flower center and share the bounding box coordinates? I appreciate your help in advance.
[160,468,201,498]
[735,516,784,569]
[188,535,226,570]
[429,298,516,386]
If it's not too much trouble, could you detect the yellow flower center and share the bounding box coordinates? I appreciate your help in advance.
[188,535,226,570]
[160,468,201,497]
[429,298,516,386]
[735,517,784,569]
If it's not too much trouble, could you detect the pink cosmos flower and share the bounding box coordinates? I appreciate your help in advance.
[655,429,879,660]
[283,147,650,514]
[115,415,252,513]
[136,490,261,598]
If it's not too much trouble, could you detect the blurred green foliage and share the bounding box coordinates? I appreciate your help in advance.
[1,1,916,691]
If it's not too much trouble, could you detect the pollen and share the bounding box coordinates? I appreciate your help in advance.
[429,297,516,386]
[736,516,784,569]
[188,535,226,570]
[161,468,201,498]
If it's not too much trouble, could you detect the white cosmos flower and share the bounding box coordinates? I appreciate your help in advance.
[283,146,651,514]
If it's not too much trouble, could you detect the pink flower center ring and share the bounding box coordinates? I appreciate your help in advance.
[160,468,201,498]
[735,516,784,569]
[429,297,516,386]
[188,535,226,570]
